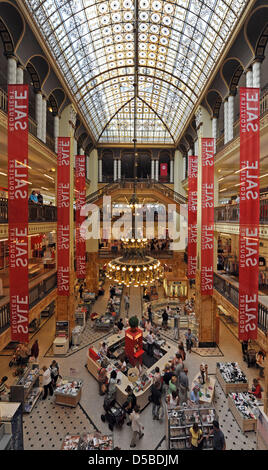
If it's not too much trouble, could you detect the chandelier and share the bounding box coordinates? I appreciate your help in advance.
[106,238,164,287]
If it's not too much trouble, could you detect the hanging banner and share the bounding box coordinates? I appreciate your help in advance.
[8,85,29,342]
[201,138,214,295]
[239,87,260,340]
[75,154,86,279]
[160,163,168,177]
[187,155,198,279]
[57,137,71,296]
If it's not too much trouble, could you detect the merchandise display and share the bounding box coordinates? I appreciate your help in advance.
[228,392,261,432]
[216,362,248,395]
[61,432,113,450]
[10,365,41,414]
[191,369,216,404]
[166,406,216,450]
[54,378,83,407]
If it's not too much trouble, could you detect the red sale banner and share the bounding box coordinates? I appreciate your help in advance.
[75,154,86,280]
[8,85,29,342]
[239,88,260,340]
[160,163,168,176]
[187,156,198,279]
[201,138,214,295]
[57,137,71,295]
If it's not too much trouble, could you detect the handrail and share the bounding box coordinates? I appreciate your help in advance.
[0,199,57,223]
[213,272,268,334]
[86,179,187,205]
[0,271,57,335]
[215,197,268,225]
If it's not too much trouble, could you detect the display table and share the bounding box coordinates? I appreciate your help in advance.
[216,362,248,395]
[54,378,83,407]
[228,392,260,432]
[86,330,178,409]
[53,336,69,355]
[166,405,217,450]
[61,432,113,450]
[191,373,216,404]
[10,364,41,413]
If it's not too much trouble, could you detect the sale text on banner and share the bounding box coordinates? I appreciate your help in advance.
[201,138,214,295]
[57,137,71,295]
[8,85,29,342]
[75,154,86,279]
[239,87,260,340]
[187,155,198,279]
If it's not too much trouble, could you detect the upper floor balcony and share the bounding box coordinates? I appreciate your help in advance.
[214,194,268,225]
[0,199,57,223]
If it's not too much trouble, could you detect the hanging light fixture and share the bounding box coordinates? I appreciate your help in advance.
[105,0,163,287]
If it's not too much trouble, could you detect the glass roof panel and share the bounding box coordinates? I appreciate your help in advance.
[24,0,248,144]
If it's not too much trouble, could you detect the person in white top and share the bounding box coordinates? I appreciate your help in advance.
[146,332,155,356]
[41,366,54,400]
[130,405,144,448]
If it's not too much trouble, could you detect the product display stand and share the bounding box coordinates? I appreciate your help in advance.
[61,432,113,450]
[165,405,217,450]
[54,377,83,407]
[9,364,41,413]
[216,362,248,395]
[228,392,260,432]
[191,372,216,404]
[0,402,24,449]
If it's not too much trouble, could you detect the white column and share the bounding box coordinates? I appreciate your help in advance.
[117,159,121,180]
[182,156,187,180]
[174,150,186,197]
[155,160,159,181]
[151,159,155,180]
[73,139,77,169]
[16,66,24,84]
[212,117,217,153]
[113,159,117,181]
[42,96,47,143]
[98,159,102,183]
[170,159,174,183]
[252,61,261,88]
[7,57,17,84]
[246,69,253,87]
[228,95,234,141]
[54,115,59,153]
[194,139,198,155]
[35,92,43,140]
[224,99,229,144]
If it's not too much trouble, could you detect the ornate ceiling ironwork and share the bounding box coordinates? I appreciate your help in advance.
[25,0,247,144]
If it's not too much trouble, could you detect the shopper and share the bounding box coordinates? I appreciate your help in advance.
[107,370,118,400]
[124,385,137,425]
[41,366,54,400]
[37,190,43,205]
[116,318,124,331]
[146,331,155,356]
[178,368,189,404]
[256,350,265,378]
[190,385,200,405]
[79,283,84,299]
[129,405,144,448]
[249,378,262,399]
[140,316,146,330]
[178,342,186,361]
[98,362,108,396]
[124,293,130,313]
[29,190,38,204]
[50,360,60,388]
[166,390,180,408]
[174,353,184,383]
[162,364,173,395]
[110,285,115,298]
[147,303,153,323]
[153,367,162,388]
[189,423,204,450]
[162,309,168,330]
[30,340,39,360]
[207,420,226,450]
[150,381,162,420]
[99,342,108,357]
[185,329,193,353]
[168,375,177,395]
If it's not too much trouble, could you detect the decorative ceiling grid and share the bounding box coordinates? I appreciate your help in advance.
[24,0,248,144]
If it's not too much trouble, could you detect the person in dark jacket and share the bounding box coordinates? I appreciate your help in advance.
[31,340,39,360]
[151,381,162,420]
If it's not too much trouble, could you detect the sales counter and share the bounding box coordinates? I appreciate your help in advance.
[86,330,178,409]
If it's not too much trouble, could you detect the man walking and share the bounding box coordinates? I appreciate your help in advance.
[41,366,54,400]
[129,405,144,448]
[207,420,226,450]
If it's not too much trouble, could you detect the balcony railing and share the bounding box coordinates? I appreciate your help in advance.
[0,199,57,223]
[215,196,268,225]
[0,87,55,152]
[0,271,57,335]
[213,272,268,334]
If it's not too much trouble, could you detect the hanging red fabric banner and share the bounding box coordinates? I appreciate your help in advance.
[8,85,29,342]
[239,87,260,340]
[160,163,168,176]
[75,154,86,280]
[57,137,71,296]
[201,138,214,295]
[187,155,198,279]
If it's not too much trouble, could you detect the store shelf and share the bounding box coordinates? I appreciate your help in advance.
[24,387,42,413]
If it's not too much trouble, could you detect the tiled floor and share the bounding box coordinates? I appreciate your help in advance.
[0,286,264,450]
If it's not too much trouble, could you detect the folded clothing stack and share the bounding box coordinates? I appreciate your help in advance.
[230,392,260,419]
[217,362,247,383]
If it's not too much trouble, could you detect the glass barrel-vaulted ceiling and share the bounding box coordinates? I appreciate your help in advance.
[24,0,248,144]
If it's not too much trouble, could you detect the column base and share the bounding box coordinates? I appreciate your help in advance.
[198,342,217,348]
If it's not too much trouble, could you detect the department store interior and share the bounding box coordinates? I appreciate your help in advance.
[0,0,268,452]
